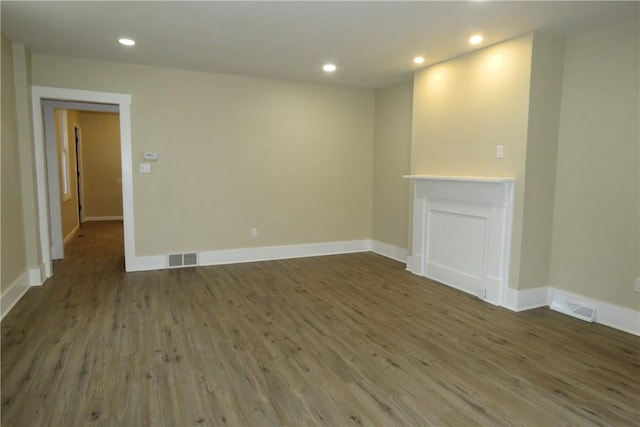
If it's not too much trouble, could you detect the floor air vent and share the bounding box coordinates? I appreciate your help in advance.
[550,296,596,322]
[167,252,199,268]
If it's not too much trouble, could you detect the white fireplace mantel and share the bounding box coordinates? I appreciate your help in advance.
[403,175,514,183]
[404,175,515,306]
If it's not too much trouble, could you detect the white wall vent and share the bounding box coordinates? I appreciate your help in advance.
[167,252,199,268]
[550,296,596,322]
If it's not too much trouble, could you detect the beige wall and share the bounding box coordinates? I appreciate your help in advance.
[1,34,27,292]
[518,33,565,290]
[78,111,123,219]
[411,34,534,288]
[549,19,640,310]
[55,109,80,242]
[372,80,413,248]
[12,42,40,273]
[31,55,374,255]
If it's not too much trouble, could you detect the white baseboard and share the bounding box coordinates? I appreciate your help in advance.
[405,255,419,273]
[1,264,47,320]
[127,239,372,272]
[199,239,371,266]
[29,263,46,286]
[548,288,640,336]
[83,216,123,222]
[127,254,165,272]
[503,286,639,336]
[370,240,408,263]
[1,272,30,320]
[63,222,80,245]
[503,286,549,312]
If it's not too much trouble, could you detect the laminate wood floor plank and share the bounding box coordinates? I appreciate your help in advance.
[2,221,639,426]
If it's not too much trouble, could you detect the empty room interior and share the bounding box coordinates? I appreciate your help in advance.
[1,1,639,426]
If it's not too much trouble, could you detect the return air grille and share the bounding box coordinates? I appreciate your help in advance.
[183,252,198,266]
[550,296,596,322]
[167,252,199,268]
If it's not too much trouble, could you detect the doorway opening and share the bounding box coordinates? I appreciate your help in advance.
[31,87,135,278]
[46,104,123,267]
[74,125,82,223]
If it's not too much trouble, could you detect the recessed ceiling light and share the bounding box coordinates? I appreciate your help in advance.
[322,64,337,72]
[469,34,484,45]
[118,38,135,46]
[413,56,425,64]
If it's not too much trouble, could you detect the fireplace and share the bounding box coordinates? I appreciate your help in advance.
[404,176,514,306]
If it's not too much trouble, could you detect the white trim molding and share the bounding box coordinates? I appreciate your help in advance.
[1,265,47,319]
[404,175,515,306]
[31,86,134,276]
[503,286,549,312]
[199,240,371,266]
[128,240,372,272]
[370,241,408,263]
[403,175,514,183]
[1,273,29,320]
[503,285,639,336]
[63,222,80,245]
[29,263,46,286]
[547,288,640,336]
[83,216,124,222]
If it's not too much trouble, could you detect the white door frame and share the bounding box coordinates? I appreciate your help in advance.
[32,86,135,276]
[73,125,85,224]
[41,100,119,260]
[42,105,64,260]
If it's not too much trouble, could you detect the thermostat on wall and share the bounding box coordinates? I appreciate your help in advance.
[143,152,159,161]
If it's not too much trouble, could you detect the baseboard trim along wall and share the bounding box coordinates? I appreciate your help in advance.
[29,263,46,287]
[83,216,124,222]
[370,241,408,263]
[503,286,639,336]
[1,263,52,319]
[1,272,29,320]
[503,286,549,312]
[547,288,640,336]
[63,223,80,245]
[128,239,375,272]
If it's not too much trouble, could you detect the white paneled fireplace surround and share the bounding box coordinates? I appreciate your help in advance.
[404,176,515,307]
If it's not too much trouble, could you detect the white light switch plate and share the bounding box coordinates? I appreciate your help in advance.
[496,145,504,159]
[139,163,151,174]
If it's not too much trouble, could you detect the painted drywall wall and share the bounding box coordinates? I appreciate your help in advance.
[1,34,27,292]
[411,34,534,288]
[78,111,123,219]
[372,80,413,249]
[11,42,40,274]
[550,18,640,310]
[31,55,374,256]
[55,109,80,242]
[518,33,565,290]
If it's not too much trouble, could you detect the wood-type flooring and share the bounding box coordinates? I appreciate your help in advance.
[2,221,639,426]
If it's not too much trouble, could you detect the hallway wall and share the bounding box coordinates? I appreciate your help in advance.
[78,111,123,220]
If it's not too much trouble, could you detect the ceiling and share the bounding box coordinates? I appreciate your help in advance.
[2,1,638,89]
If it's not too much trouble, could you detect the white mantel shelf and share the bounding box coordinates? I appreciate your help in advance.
[403,175,515,183]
